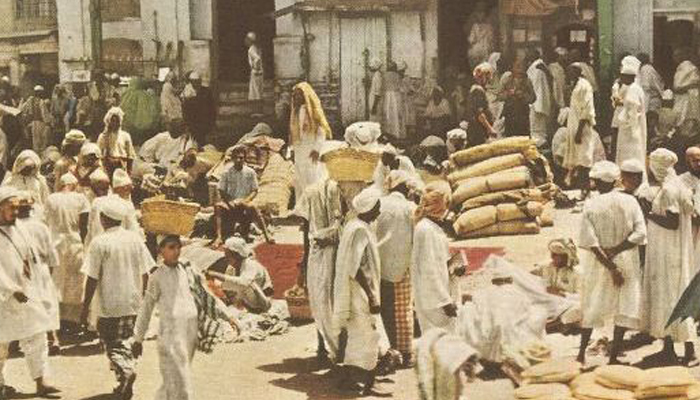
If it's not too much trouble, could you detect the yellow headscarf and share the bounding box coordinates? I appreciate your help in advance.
[289,82,332,145]
[415,181,452,222]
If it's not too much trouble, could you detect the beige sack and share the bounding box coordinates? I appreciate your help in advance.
[571,373,598,391]
[453,206,498,234]
[635,384,700,400]
[452,169,531,205]
[461,188,545,211]
[522,359,581,384]
[497,202,544,222]
[640,367,696,389]
[594,365,644,391]
[573,382,634,400]
[448,153,526,184]
[451,136,535,166]
[515,383,571,399]
[541,202,555,227]
[459,218,540,238]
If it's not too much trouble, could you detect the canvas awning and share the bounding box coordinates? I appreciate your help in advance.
[274,0,428,18]
[502,0,577,16]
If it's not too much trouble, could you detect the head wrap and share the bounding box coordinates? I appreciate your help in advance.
[344,121,381,148]
[112,168,132,188]
[662,89,674,101]
[620,159,645,174]
[447,128,468,141]
[110,73,120,80]
[385,170,410,192]
[80,142,101,158]
[0,186,19,205]
[353,187,381,215]
[90,168,110,184]
[101,197,128,222]
[590,161,620,183]
[620,55,641,76]
[290,82,332,145]
[189,70,201,80]
[246,32,257,42]
[415,181,452,221]
[103,106,125,128]
[12,150,40,175]
[34,85,44,92]
[548,238,579,268]
[59,172,79,187]
[224,237,251,258]
[648,148,678,183]
[250,122,273,136]
[1,76,9,83]
[459,121,469,131]
[473,62,495,82]
[42,146,61,163]
[63,129,87,146]
[420,135,446,148]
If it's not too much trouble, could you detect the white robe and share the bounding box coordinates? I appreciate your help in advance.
[679,172,700,273]
[140,132,197,172]
[383,71,405,139]
[563,78,598,169]
[412,218,456,333]
[578,191,646,329]
[293,105,326,204]
[376,192,416,283]
[371,156,419,196]
[369,71,383,123]
[294,179,343,360]
[639,64,665,113]
[527,59,553,148]
[248,45,264,101]
[333,218,383,371]
[549,62,567,109]
[616,82,647,168]
[641,179,698,341]
[673,61,700,126]
[160,81,183,122]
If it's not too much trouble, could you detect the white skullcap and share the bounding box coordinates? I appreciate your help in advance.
[190,70,201,80]
[100,197,128,222]
[590,160,620,183]
[385,170,410,191]
[649,148,678,182]
[352,187,381,215]
[369,58,383,70]
[246,32,257,41]
[0,186,19,204]
[620,159,645,174]
[662,89,674,101]
[60,172,79,186]
[34,85,44,91]
[620,55,641,76]
[80,142,100,157]
[90,168,110,183]
[345,121,381,147]
[224,236,251,258]
[555,47,568,56]
[112,168,132,188]
[1,76,9,82]
[459,121,469,131]
[447,128,467,140]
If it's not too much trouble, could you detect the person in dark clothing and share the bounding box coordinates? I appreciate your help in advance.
[182,71,216,147]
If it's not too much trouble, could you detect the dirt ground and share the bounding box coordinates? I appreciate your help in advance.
[6,207,698,400]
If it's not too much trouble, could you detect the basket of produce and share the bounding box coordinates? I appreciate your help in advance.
[141,198,201,236]
[284,285,313,322]
[322,148,380,183]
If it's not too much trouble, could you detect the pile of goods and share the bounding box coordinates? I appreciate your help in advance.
[449,137,556,238]
[516,361,700,400]
[251,153,295,217]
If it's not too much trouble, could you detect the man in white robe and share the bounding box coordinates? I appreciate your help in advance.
[2,149,50,218]
[333,188,386,395]
[678,147,700,272]
[616,56,648,168]
[45,173,90,325]
[246,32,264,102]
[641,149,698,365]
[372,148,419,196]
[672,48,700,127]
[377,170,417,365]
[549,48,568,111]
[139,118,196,174]
[0,187,60,398]
[577,161,646,365]
[526,51,553,149]
[638,53,665,114]
[368,59,383,123]
[294,160,343,362]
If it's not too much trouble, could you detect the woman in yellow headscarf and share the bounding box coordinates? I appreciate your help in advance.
[289,82,332,203]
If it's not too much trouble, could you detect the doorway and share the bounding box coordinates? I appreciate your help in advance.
[216,0,275,83]
[654,16,696,84]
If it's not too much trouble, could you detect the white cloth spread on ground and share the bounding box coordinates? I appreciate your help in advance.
[412,218,455,333]
[563,78,598,169]
[673,61,700,126]
[616,82,647,167]
[578,191,646,329]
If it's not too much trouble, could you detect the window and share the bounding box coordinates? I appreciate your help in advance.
[15,0,56,20]
[101,0,141,22]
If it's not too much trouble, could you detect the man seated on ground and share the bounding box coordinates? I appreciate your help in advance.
[164,148,216,204]
[534,238,582,297]
[139,118,196,175]
[206,237,273,314]
[215,146,272,244]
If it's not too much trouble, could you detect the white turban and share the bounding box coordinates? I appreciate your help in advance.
[246,32,257,41]
[34,85,44,92]
[60,173,79,187]
[353,187,381,215]
[447,128,467,141]
[344,121,381,147]
[90,168,110,183]
[620,159,645,174]
[112,168,132,188]
[555,47,568,56]
[224,237,251,258]
[621,55,641,76]
[81,142,101,157]
[590,161,620,183]
[649,148,678,182]
[63,129,87,146]
[459,121,469,131]
[662,89,674,101]
[100,197,128,222]
[0,186,19,205]
[385,170,410,191]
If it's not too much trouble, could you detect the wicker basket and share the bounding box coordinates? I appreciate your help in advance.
[141,199,201,236]
[284,288,313,322]
[322,148,380,183]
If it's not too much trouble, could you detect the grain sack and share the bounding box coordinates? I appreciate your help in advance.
[634,367,698,400]
[461,218,541,239]
[541,202,555,227]
[515,383,571,399]
[522,359,581,384]
[461,188,546,211]
[252,153,295,216]
[453,206,497,235]
[573,382,634,400]
[452,169,531,206]
[488,169,532,192]
[448,153,526,184]
[451,136,535,166]
[497,202,544,222]
[452,177,490,206]
[571,373,598,391]
[594,365,644,391]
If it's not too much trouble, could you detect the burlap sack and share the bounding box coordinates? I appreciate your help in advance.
[488,169,531,192]
[640,367,696,388]
[522,359,581,384]
[448,153,526,184]
[515,383,571,399]
[541,202,555,227]
[459,218,541,239]
[451,136,535,166]
[571,373,598,391]
[453,205,497,234]
[573,382,634,400]
[594,365,644,391]
[496,202,544,222]
[451,169,531,205]
[461,188,545,211]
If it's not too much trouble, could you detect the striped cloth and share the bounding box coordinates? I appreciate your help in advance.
[380,272,414,355]
[185,264,232,353]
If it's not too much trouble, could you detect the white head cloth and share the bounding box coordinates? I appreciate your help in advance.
[662,89,674,101]
[100,197,128,222]
[649,148,678,182]
[60,172,79,187]
[224,237,251,258]
[621,55,641,76]
[81,142,101,157]
[90,168,110,183]
[590,160,621,183]
[353,187,381,214]
[0,186,19,204]
[447,128,467,140]
[620,159,645,174]
[112,168,132,188]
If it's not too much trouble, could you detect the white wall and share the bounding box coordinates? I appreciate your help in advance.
[613,0,654,60]
[57,0,92,82]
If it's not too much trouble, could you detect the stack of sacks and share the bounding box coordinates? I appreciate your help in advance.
[450,137,553,238]
[634,367,700,400]
[515,383,573,400]
[521,359,582,385]
[251,152,295,216]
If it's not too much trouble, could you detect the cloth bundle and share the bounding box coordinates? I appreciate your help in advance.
[251,153,295,216]
[522,359,582,384]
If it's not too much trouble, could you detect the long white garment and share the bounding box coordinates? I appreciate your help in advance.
[527,59,553,148]
[610,81,627,130]
[383,71,405,139]
[0,332,50,386]
[45,191,90,322]
[563,78,598,169]
[85,194,142,248]
[578,191,647,329]
[248,45,264,101]
[673,61,700,126]
[135,263,199,400]
[679,171,700,273]
[2,150,50,217]
[293,105,326,204]
[139,132,197,171]
[369,71,383,123]
[376,192,416,283]
[412,218,456,333]
[160,81,183,122]
[549,62,567,109]
[580,63,599,93]
[641,179,698,341]
[0,127,7,168]
[616,82,647,167]
[639,64,665,113]
[293,178,343,360]
[334,218,383,371]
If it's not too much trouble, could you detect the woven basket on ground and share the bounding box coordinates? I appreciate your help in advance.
[322,148,380,182]
[141,199,201,236]
[284,287,313,322]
